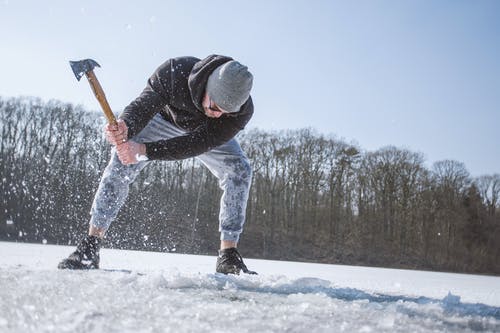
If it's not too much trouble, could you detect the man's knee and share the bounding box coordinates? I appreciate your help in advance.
[238,157,252,182]
[223,156,252,187]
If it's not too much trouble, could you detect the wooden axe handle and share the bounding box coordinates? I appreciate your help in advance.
[85,70,117,125]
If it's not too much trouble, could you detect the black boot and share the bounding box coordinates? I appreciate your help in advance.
[216,248,257,275]
[58,235,102,269]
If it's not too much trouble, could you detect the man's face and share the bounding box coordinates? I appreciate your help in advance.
[202,93,229,118]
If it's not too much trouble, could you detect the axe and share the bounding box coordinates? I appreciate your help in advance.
[69,59,117,125]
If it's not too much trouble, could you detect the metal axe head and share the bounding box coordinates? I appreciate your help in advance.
[69,59,101,81]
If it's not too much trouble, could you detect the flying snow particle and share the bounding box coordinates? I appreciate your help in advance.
[42,239,47,245]
[6,219,13,225]
[125,24,132,30]
[149,16,156,24]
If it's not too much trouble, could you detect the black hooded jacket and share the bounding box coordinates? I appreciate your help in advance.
[119,55,254,160]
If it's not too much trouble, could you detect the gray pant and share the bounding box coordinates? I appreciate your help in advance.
[89,114,252,243]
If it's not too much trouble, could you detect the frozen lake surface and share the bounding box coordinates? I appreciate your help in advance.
[1,241,499,332]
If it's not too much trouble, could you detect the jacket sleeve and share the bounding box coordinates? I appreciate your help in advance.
[144,110,252,160]
[119,61,172,138]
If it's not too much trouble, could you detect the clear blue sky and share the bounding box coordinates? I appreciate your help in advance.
[1,0,499,176]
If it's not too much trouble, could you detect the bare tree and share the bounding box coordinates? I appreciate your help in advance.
[2,96,499,275]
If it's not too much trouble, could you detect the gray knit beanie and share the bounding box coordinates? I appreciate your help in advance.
[206,60,253,113]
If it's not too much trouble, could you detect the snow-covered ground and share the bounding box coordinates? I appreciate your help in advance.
[0,241,499,332]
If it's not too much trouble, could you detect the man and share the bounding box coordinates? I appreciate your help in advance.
[59,55,256,275]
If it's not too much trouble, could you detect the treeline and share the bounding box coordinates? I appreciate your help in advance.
[1,96,499,274]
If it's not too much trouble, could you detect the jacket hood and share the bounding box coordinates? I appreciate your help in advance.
[188,54,233,112]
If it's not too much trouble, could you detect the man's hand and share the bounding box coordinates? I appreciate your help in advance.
[105,119,128,146]
[116,141,147,165]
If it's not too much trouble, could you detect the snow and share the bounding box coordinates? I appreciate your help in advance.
[1,241,499,332]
